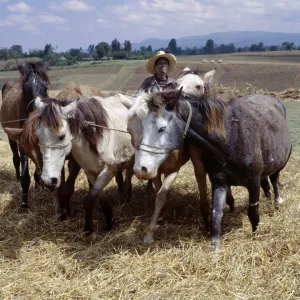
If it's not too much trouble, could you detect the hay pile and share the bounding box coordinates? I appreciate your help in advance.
[0,139,299,299]
[216,84,300,100]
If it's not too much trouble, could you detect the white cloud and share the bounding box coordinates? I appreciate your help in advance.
[49,0,93,12]
[0,19,13,27]
[0,0,11,2]
[37,13,66,24]
[7,2,33,13]
[22,25,39,32]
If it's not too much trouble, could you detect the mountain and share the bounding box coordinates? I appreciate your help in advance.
[132,31,300,50]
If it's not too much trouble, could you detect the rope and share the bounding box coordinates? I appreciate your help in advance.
[1,118,28,124]
[84,121,130,134]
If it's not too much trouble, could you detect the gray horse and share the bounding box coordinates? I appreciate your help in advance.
[130,87,292,251]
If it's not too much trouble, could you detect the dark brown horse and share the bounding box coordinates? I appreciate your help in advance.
[131,87,292,251]
[2,82,121,220]
[0,61,49,209]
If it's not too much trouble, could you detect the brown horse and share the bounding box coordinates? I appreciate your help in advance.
[0,61,49,209]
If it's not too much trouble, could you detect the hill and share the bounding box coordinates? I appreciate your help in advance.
[132,31,300,50]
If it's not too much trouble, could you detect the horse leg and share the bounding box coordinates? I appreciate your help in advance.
[124,167,134,203]
[189,146,210,231]
[57,156,81,220]
[57,165,66,217]
[146,180,154,192]
[247,178,260,233]
[9,139,20,181]
[84,166,115,244]
[20,149,30,210]
[34,169,41,188]
[226,186,235,212]
[269,172,283,204]
[152,175,162,192]
[260,178,271,200]
[210,183,227,251]
[143,171,178,244]
[115,170,123,192]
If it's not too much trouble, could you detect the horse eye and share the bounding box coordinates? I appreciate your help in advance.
[158,126,166,133]
[59,134,65,141]
[196,85,201,90]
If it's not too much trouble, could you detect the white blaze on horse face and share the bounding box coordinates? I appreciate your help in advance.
[36,119,72,188]
[176,73,205,96]
[133,112,170,180]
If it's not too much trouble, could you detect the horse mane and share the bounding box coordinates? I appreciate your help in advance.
[19,110,40,150]
[39,97,109,154]
[18,61,50,86]
[147,82,226,136]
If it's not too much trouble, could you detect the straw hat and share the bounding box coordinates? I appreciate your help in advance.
[146,50,177,74]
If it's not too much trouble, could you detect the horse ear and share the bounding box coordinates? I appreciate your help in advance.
[3,127,23,142]
[204,68,216,83]
[36,60,50,71]
[17,62,26,75]
[61,100,77,118]
[35,96,46,112]
[165,87,183,111]
[118,93,134,109]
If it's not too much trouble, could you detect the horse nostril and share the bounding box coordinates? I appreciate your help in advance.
[50,178,58,185]
[141,166,148,173]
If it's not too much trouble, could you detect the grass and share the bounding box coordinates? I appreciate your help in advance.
[0,96,299,299]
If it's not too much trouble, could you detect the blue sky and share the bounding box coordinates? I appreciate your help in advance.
[1,0,300,51]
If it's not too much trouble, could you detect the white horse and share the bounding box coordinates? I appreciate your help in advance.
[122,68,225,244]
[35,95,135,243]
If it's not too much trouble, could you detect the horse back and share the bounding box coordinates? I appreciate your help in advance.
[0,81,26,129]
[226,94,291,177]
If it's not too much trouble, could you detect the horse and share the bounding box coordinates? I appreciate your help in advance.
[0,61,50,209]
[123,68,236,244]
[130,86,292,251]
[34,95,135,243]
[3,82,123,220]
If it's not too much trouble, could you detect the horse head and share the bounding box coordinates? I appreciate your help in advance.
[176,67,216,97]
[35,96,76,189]
[18,61,50,112]
[127,89,186,180]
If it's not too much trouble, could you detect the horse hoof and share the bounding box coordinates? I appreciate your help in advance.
[83,232,97,245]
[211,239,220,252]
[276,197,284,205]
[143,233,155,245]
[20,203,29,211]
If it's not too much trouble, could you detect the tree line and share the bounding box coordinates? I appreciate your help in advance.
[0,37,299,70]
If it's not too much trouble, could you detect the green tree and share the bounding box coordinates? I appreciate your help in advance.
[69,48,81,57]
[87,44,95,54]
[146,45,152,52]
[10,45,23,58]
[111,38,121,52]
[124,40,132,57]
[282,41,294,51]
[168,38,177,54]
[96,42,110,59]
[204,39,214,54]
[43,43,53,56]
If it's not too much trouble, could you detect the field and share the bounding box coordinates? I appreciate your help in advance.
[0,56,300,299]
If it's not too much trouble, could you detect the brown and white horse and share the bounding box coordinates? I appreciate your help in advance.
[35,94,135,243]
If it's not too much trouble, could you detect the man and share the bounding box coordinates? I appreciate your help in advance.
[138,50,177,93]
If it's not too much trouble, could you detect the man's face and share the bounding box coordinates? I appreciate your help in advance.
[155,58,169,74]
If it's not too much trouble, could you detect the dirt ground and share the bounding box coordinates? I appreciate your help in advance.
[0,57,299,299]
[1,57,300,94]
